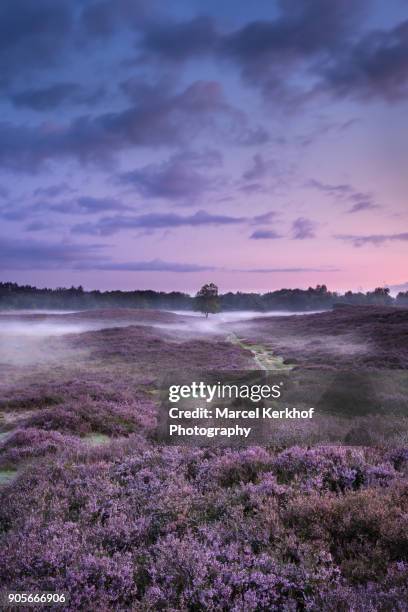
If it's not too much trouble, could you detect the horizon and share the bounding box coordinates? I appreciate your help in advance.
[0,1,407,292]
[1,278,405,298]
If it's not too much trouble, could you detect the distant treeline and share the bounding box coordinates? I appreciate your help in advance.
[1,282,408,312]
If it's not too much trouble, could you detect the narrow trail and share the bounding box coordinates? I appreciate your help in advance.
[226,332,293,372]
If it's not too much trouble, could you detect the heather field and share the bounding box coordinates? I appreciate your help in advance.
[1,307,408,611]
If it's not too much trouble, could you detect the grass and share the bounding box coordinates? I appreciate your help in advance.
[82,433,111,446]
[0,468,18,485]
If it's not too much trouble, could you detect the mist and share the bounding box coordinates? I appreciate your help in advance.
[0,309,320,366]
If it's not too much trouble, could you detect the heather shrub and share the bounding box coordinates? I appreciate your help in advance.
[0,519,137,610]
[286,485,408,584]
[141,528,342,611]
[273,446,397,492]
[195,447,274,489]
[0,428,80,468]
[1,442,408,609]
[23,396,156,437]
[1,312,408,609]
[387,447,408,471]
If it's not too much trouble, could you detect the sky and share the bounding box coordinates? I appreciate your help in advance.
[0,0,407,294]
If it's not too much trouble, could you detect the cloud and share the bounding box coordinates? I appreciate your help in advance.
[25,220,55,232]
[50,196,130,215]
[81,0,157,39]
[141,1,361,70]
[0,235,214,274]
[72,208,277,236]
[33,183,75,198]
[323,19,408,101]
[141,16,218,61]
[0,0,74,86]
[0,195,129,224]
[237,266,339,274]
[292,217,317,239]
[118,150,224,202]
[2,1,407,116]
[0,236,107,270]
[242,154,268,181]
[347,199,379,214]
[250,229,282,240]
[308,178,379,214]
[251,211,278,225]
[139,0,369,105]
[10,83,104,111]
[0,80,250,171]
[81,259,215,273]
[307,179,353,197]
[138,2,408,105]
[335,232,408,247]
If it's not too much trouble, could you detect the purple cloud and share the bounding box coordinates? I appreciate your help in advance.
[33,183,75,198]
[118,150,224,202]
[50,196,131,215]
[292,217,317,240]
[323,19,408,101]
[0,236,107,270]
[10,83,104,111]
[72,209,277,236]
[243,154,268,181]
[336,232,408,247]
[347,200,379,214]
[307,179,353,197]
[83,259,216,273]
[308,178,379,214]
[250,229,282,240]
[0,81,245,171]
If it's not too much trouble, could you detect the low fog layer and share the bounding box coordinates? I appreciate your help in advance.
[0,309,319,366]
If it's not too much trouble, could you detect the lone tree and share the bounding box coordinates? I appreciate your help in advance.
[194,283,220,318]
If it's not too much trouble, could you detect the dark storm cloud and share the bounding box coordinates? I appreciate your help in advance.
[0,0,74,86]
[142,1,363,65]
[220,0,362,93]
[11,83,105,111]
[139,2,408,104]
[1,0,407,115]
[335,232,408,247]
[141,16,218,61]
[81,0,157,38]
[323,20,408,101]
[118,150,224,202]
[0,0,161,88]
[0,81,246,171]
[250,230,282,240]
[72,209,277,236]
[292,217,317,240]
[0,236,107,270]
